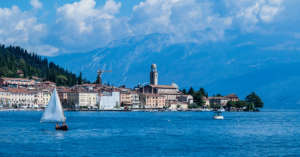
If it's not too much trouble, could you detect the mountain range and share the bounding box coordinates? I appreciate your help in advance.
[48,33,300,109]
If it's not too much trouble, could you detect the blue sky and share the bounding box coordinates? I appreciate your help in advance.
[0,0,299,56]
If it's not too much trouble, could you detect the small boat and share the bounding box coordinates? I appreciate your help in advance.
[202,108,212,112]
[213,111,224,120]
[218,106,225,112]
[40,88,68,131]
[55,125,68,130]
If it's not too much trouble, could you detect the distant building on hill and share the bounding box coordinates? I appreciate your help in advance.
[0,78,35,88]
[15,70,24,77]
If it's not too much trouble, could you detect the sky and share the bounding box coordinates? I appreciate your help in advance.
[0,0,299,56]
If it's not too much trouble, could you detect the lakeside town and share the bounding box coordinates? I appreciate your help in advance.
[0,63,263,112]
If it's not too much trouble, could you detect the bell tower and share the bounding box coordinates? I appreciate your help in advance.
[150,63,158,85]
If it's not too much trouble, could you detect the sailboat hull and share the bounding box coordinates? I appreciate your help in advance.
[55,126,68,131]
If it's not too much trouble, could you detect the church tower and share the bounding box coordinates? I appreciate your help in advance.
[150,63,158,85]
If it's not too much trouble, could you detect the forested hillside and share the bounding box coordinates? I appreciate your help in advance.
[0,44,90,86]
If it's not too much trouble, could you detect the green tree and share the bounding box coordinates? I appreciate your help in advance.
[236,101,247,108]
[216,94,223,97]
[245,92,264,108]
[78,72,82,85]
[188,103,198,108]
[57,75,68,85]
[188,86,194,95]
[199,87,205,96]
[247,102,254,111]
[192,92,205,107]
[182,89,187,94]
[226,100,236,108]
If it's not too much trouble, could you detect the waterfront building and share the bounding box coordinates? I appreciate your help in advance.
[203,97,210,107]
[224,93,239,101]
[43,90,53,107]
[120,88,133,106]
[28,90,44,108]
[139,64,189,105]
[0,78,35,87]
[0,88,10,108]
[99,87,120,109]
[131,91,141,108]
[209,97,229,106]
[139,93,165,108]
[177,95,194,104]
[169,101,188,110]
[58,89,68,105]
[7,88,35,108]
[140,84,182,105]
[67,89,97,109]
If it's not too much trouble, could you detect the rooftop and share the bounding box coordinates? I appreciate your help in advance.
[148,85,177,89]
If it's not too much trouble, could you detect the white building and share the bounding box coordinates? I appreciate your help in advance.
[99,89,120,109]
[6,88,35,108]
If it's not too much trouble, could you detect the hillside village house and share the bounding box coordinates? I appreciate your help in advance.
[0,78,35,87]
[139,93,165,108]
[7,88,35,108]
[15,70,24,76]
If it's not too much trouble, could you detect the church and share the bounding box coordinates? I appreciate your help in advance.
[139,63,190,106]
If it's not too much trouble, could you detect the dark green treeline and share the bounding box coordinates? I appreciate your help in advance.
[0,44,90,86]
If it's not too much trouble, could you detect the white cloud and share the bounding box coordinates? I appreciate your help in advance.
[30,0,43,9]
[259,5,280,22]
[0,5,58,56]
[54,0,125,51]
[0,0,296,56]
[261,41,298,51]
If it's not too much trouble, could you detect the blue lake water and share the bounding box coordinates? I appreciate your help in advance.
[0,110,300,156]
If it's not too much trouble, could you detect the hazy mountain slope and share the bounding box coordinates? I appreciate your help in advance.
[48,33,300,108]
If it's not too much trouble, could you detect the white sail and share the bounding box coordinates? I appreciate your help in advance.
[40,88,65,123]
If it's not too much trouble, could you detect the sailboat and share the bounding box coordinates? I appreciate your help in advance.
[40,88,68,130]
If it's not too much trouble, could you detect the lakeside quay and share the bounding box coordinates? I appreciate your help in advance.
[0,108,258,112]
